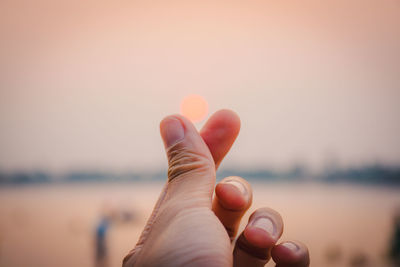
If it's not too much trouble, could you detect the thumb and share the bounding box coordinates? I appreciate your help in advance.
[160,115,216,203]
[122,115,217,266]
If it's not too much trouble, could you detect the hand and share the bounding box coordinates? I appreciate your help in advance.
[123,110,310,267]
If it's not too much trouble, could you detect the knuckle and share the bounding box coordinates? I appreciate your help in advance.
[122,253,132,266]
[122,247,139,266]
[167,144,213,182]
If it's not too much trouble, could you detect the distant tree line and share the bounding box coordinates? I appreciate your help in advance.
[0,164,399,185]
[321,165,400,185]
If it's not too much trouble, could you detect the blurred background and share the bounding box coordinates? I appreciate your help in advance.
[0,0,399,266]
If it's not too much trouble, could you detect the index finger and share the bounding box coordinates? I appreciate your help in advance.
[200,109,241,169]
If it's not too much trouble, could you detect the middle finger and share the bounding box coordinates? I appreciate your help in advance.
[212,176,253,241]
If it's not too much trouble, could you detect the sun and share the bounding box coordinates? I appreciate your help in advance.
[180,94,209,123]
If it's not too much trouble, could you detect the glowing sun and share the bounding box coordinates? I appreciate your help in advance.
[180,94,209,123]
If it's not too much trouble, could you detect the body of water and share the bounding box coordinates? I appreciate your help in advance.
[0,182,399,267]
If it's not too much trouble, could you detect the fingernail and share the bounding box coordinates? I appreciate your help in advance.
[161,117,185,147]
[223,180,246,195]
[251,217,276,237]
[281,242,299,251]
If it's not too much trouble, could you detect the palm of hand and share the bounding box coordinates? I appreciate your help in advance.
[140,205,232,266]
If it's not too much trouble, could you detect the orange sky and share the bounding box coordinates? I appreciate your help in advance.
[0,0,399,171]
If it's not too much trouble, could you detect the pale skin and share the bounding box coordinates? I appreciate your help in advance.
[123,110,310,267]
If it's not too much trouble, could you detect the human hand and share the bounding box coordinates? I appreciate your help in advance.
[123,110,310,267]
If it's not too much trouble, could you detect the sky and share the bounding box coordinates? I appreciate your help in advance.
[0,0,399,172]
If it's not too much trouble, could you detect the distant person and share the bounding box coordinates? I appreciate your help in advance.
[95,216,110,267]
[349,252,369,267]
[389,210,400,265]
[123,110,310,266]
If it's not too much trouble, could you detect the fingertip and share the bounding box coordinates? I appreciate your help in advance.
[217,185,246,209]
[212,109,241,129]
[272,241,310,266]
[243,226,277,249]
[244,208,284,248]
[202,109,241,139]
[160,114,191,130]
[160,116,186,148]
[160,114,209,149]
[233,208,286,266]
[215,177,252,211]
[233,208,284,266]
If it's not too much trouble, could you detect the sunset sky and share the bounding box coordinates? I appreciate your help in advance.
[1,0,399,172]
